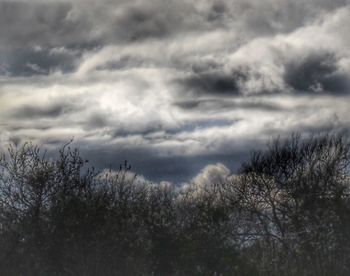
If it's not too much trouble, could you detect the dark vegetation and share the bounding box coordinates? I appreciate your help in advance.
[0,133,349,275]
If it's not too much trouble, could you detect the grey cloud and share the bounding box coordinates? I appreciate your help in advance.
[85,113,110,130]
[112,125,163,138]
[1,0,349,49]
[227,0,349,38]
[95,55,145,71]
[110,119,235,140]
[105,0,234,43]
[165,119,236,135]
[1,0,350,184]
[110,5,177,42]
[0,1,94,48]
[284,52,350,94]
[0,0,213,49]
[0,47,80,76]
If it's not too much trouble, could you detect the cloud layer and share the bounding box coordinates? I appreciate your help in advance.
[1,0,349,182]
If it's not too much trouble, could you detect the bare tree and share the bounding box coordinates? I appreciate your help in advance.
[0,133,349,275]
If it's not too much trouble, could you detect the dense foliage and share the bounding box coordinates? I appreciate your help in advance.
[0,134,349,275]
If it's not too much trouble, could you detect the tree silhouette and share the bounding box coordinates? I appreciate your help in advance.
[0,133,349,275]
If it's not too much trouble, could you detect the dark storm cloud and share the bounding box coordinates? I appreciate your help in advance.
[180,72,240,95]
[284,52,350,94]
[173,98,284,112]
[207,1,228,22]
[177,68,248,96]
[11,102,77,119]
[178,52,349,97]
[14,105,64,119]
[0,1,91,76]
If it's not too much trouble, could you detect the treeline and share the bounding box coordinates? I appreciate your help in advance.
[0,133,349,275]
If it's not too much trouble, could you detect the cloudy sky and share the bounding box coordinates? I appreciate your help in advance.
[1,0,350,183]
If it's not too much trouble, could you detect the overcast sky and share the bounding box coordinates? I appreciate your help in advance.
[1,0,350,183]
